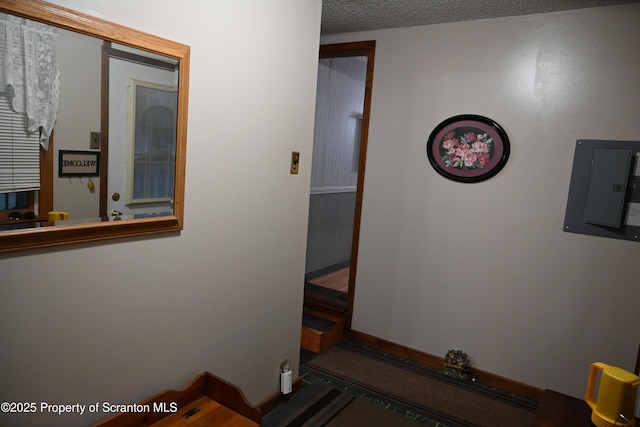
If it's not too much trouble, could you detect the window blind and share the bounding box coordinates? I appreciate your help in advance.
[0,93,41,194]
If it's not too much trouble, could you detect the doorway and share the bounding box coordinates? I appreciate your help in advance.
[98,44,180,220]
[303,41,375,330]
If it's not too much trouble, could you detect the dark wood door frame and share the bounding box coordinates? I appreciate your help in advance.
[318,40,376,330]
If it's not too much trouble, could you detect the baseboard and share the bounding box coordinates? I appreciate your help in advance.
[347,330,544,402]
[260,330,544,416]
[305,260,350,282]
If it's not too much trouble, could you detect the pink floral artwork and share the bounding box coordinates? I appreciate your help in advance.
[439,127,494,170]
[426,115,510,183]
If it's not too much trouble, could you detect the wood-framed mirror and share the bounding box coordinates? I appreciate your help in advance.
[0,0,190,252]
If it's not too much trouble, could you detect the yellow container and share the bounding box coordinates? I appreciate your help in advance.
[48,211,68,221]
[586,362,640,427]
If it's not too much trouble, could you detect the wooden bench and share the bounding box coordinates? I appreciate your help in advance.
[533,389,639,427]
[94,372,261,426]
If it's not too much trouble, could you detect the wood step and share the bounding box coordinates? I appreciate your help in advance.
[93,372,261,427]
[301,310,343,353]
[304,282,348,313]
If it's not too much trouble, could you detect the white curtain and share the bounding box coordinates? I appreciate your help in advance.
[0,12,60,150]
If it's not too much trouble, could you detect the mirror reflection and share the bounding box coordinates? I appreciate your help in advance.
[0,10,180,231]
[0,0,189,253]
[106,44,179,221]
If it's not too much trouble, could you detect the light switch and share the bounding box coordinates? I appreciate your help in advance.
[90,132,101,149]
[290,151,299,174]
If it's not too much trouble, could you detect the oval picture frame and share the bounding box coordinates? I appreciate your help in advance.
[426,114,510,183]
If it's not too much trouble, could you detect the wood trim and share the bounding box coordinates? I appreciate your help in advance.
[348,330,545,402]
[36,131,55,228]
[347,41,375,331]
[40,132,54,215]
[1,216,182,252]
[319,40,375,59]
[99,42,110,220]
[318,40,376,331]
[93,372,261,427]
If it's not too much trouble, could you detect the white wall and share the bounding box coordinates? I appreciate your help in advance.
[0,1,321,426]
[322,4,640,399]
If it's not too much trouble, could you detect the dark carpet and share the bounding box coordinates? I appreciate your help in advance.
[264,340,538,427]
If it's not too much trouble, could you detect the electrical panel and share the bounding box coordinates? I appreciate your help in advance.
[564,139,640,242]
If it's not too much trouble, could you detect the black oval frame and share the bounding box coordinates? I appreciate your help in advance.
[426,114,510,183]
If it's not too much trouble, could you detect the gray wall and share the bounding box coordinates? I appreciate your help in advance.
[306,190,356,273]
[322,3,640,399]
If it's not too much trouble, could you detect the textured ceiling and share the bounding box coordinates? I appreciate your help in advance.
[321,0,640,34]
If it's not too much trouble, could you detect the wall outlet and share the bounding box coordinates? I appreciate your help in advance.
[90,132,101,149]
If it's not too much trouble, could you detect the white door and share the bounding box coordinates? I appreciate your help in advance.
[107,53,178,220]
